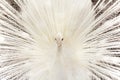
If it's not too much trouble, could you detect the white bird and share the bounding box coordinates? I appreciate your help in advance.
[0,0,120,80]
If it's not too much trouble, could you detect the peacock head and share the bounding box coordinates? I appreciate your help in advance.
[55,33,64,48]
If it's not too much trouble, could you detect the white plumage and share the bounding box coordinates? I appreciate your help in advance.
[0,0,120,80]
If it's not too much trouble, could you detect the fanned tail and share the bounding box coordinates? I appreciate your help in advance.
[0,0,120,80]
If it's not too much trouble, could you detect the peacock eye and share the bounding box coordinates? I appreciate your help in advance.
[62,38,64,41]
[55,38,57,40]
